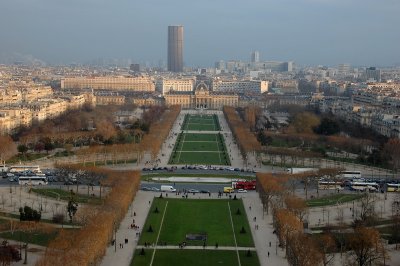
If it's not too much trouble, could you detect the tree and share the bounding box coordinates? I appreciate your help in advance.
[286,232,323,266]
[257,173,285,215]
[355,193,376,225]
[17,144,28,155]
[285,195,308,222]
[384,138,400,172]
[0,136,17,164]
[314,117,340,135]
[316,234,336,266]
[67,191,78,223]
[346,226,388,266]
[290,112,320,134]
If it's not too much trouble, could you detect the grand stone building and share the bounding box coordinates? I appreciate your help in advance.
[164,83,238,109]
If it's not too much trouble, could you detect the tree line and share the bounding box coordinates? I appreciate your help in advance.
[36,166,141,266]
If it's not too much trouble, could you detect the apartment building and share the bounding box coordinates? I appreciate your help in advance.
[61,76,156,92]
[212,79,268,94]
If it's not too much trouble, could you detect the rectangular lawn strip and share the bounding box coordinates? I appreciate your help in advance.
[183,133,218,142]
[138,198,168,245]
[306,193,365,207]
[181,114,220,131]
[0,228,64,246]
[229,200,255,247]
[31,188,102,204]
[171,152,228,165]
[131,249,241,266]
[181,141,219,151]
[169,132,230,165]
[158,199,235,246]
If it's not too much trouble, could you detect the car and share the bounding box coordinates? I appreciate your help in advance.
[200,190,210,194]
[234,168,240,172]
[237,189,247,193]
[150,187,160,191]
[142,168,149,171]
[181,166,187,170]
[188,189,200,193]
[64,181,74,185]
[141,187,151,191]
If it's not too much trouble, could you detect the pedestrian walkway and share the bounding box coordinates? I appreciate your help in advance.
[136,245,257,251]
[242,194,289,266]
[100,191,154,266]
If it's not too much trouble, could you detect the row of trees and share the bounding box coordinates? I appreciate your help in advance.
[36,166,141,265]
[223,106,262,158]
[256,171,389,266]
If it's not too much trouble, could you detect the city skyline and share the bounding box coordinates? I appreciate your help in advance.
[0,0,399,67]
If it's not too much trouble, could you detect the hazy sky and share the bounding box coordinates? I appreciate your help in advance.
[1,0,399,67]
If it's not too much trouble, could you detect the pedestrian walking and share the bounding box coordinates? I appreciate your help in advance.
[268,252,270,257]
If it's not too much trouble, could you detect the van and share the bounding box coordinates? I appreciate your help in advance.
[223,187,234,193]
[161,185,176,192]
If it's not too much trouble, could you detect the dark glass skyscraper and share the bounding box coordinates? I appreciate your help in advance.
[168,25,183,72]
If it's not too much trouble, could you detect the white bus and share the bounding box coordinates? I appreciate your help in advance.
[18,176,48,186]
[350,182,379,192]
[318,181,344,190]
[338,171,362,180]
[387,183,400,192]
[9,165,41,174]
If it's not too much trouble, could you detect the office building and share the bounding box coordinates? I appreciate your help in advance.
[251,51,260,63]
[365,67,381,82]
[168,25,184,72]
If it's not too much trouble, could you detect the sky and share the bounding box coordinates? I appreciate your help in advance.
[0,0,399,67]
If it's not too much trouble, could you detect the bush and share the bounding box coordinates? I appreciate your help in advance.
[147,225,154,233]
[246,249,252,257]
[52,213,65,224]
[240,226,246,234]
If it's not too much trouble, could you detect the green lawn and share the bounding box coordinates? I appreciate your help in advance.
[133,198,258,266]
[181,114,221,131]
[170,133,230,165]
[31,188,102,204]
[139,198,254,247]
[0,229,59,246]
[306,193,365,207]
[131,249,259,266]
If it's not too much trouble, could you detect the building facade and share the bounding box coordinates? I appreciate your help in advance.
[168,25,184,72]
[161,78,195,95]
[61,76,155,92]
[164,83,238,109]
[212,80,268,94]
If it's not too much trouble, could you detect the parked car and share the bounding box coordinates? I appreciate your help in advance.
[141,187,151,191]
[150,187,160,191]
[188,189,200,193]
[200,190,210,194]
[237,189,247,193]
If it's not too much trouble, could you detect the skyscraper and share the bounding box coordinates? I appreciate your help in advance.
[168,25,183,72]
[251,51,260,63]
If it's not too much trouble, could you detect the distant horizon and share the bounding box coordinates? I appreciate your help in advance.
[1,1,399,67]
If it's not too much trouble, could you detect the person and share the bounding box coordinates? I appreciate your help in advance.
[268,252,270,257]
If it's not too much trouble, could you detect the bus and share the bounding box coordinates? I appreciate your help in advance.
[318,181,344,190]
[387,183,400,192]
[338,171,362,180]
[18,175,48,186]
[350,182,379,192]
[9,165,41,174]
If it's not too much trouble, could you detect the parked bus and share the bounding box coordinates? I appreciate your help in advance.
[386,183,400,192]
[338,171,362,179]
[18,175,48,186]
[9,165,41,174]
[318,181,344,190]
[350,182,379,192]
